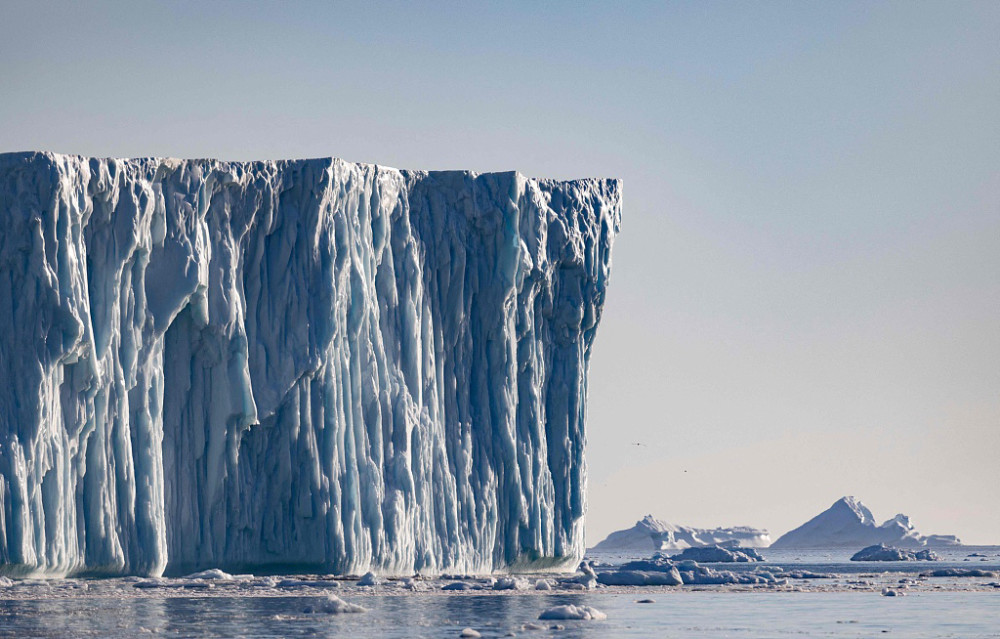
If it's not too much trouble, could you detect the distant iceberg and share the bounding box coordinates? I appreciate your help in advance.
[668,545,764,563]
[850,543,939,562]
[591,515,771,552]
[0,152,621,577]
[771,496,961,549]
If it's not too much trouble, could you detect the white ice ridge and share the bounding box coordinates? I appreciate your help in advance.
[0,152,621,577]
[771,497,961,549]
[591,515,771,552]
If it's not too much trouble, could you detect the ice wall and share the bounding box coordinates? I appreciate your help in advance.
[0,152,620,577]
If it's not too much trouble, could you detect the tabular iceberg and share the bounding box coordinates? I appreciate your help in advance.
[0,152,621,577]
[591,515,771,552]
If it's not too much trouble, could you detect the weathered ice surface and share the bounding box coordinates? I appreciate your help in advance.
[669,545,764,563]
[0,152,621,577]
[850,544,939,562]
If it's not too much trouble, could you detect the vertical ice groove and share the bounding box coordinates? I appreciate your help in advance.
[0,152,621,577]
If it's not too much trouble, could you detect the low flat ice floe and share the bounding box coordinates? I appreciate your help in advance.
[850,543,939,562]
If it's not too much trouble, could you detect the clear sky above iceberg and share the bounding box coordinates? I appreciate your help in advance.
[1,0,997,544]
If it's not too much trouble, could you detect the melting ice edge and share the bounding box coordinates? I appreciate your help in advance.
[0,152,621,577]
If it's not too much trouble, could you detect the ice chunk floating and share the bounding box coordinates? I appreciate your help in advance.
[0,152,621,577]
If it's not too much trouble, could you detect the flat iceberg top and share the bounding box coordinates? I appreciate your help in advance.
[591,515,771,552]
[0,151,621,577]
[0,150,620,191]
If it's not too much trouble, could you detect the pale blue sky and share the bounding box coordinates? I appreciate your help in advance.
[2,1,998,543]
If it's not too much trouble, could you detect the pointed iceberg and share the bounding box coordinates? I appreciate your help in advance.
[771,497,961,549]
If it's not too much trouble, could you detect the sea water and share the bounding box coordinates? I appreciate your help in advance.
[2,548,998,638]
[2,590,999,638]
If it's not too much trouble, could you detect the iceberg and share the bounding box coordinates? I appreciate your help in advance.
[591,514,771,552]
[921,568,997,578]
[0,152,621,577]
[849,544,938,562]
[595,553,814,587]
[771,497,961,549]
[668,545,764,563]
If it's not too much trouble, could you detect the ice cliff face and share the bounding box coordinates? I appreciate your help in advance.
[0,152,621,577]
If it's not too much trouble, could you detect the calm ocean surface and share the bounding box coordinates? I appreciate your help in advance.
[2,547,998,638]
[3,590,999,638]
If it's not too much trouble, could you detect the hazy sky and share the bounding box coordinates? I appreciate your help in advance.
[2,1,998,544]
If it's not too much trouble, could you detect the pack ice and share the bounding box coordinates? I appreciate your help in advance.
[0,152,621,577]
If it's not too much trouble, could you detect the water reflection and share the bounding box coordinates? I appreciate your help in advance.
[1,590,998,638]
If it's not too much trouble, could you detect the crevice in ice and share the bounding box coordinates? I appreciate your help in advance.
[0,152,620,577]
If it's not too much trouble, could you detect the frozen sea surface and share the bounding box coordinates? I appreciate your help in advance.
[2,590,999,638]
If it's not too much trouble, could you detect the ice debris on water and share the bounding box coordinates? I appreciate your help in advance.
[594,552,830,587]
[920,568,997,578]
[538,605,607,621]
[276,578,338,589]
[493,576,529,590]
[597,568,683,586]
[183,569,237,580]
[0,152,621,577]
[557,561,598,589]
[850,544,939,562]
[400,577,427,591]
[357,572,379,587]
[302,594,367,614]
[669,545,764,563]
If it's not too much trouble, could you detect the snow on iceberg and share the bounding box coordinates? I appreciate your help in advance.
[668,545,764,563]
[0,152,621,577]
[850,544,938,562]
[591,514,771,552]
[771,497,961,549]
